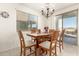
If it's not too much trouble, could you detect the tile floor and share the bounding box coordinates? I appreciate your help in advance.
[0,43,79,56]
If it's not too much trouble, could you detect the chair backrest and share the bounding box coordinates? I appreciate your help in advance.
[17,30,25,48]
[51,30,59,41]
[59,29,65,41]
[37,29,41,33]
[31,29,37,33]
[31,29,41,33]
[49,29,55,33]
[50,30,59,48]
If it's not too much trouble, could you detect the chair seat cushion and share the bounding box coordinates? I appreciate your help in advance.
[39,41,55,49]
[25,40,36,47]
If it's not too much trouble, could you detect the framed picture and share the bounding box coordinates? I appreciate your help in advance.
[1,11,9,18]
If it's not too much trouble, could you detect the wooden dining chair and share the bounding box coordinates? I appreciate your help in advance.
[49,29,55,33]
[17,30,36,56]
[31,29,37,33]
[57,29,65,52]
[46,29,55,41]
[39,30,59,56]
[31,29,41,42]
[30,29,37,42]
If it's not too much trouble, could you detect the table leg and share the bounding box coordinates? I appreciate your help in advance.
[35,38,39,56]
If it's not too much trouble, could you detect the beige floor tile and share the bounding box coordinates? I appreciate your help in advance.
[0,43,79,56]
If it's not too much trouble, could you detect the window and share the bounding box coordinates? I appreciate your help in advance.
[16,10,38,31]
[56,10,78,45]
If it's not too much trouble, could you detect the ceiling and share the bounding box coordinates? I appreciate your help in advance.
[56,9,77,19]
[23,3,78,12]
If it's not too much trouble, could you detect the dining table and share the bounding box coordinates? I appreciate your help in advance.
[26,32,50,55]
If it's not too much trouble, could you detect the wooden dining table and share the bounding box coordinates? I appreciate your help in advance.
[26,32,50,55]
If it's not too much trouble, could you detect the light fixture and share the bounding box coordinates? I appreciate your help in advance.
[41,3,55,18]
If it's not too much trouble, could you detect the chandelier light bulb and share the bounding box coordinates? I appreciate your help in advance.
[41,3,55,18]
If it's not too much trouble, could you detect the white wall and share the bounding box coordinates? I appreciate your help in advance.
[47,15,56,29]
[48,4,79,46]
[0,4,19,52]
[0,3,44,52]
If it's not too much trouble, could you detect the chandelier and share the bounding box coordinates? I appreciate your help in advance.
[41,3,55,18]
